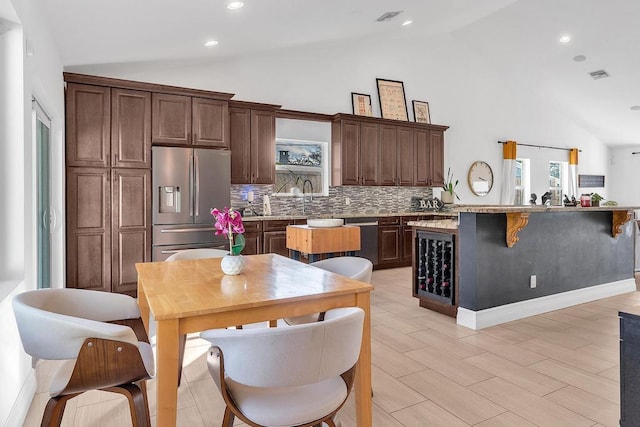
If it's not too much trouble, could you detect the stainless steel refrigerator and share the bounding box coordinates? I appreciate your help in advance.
[152,146,231,261]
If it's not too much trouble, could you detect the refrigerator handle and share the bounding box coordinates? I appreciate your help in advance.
[195,152,200,216]
[189,152,194,217]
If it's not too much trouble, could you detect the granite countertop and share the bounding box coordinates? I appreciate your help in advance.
[241,210,458,222]
[452,205,639,213]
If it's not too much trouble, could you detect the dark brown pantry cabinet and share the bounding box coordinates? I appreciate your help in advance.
[229,101,280,184]
[332,113,448,187]
[64,73,234,296]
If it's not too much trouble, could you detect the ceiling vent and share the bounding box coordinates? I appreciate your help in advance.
[376,11,403,22]
[589,69,610,80]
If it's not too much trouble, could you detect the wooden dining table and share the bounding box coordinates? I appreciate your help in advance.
[136,253,374,427]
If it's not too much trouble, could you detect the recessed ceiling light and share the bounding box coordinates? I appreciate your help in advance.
[227,2,243,10]
[631,106,640,111]
[559,34,571,44]
[573,54,586,62]
[205,40,219,47]
[402,20,413,26]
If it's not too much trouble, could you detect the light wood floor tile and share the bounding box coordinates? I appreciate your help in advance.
[390,400,470,427]
[545,385,620,427]
[598,365,620,382]
[529,358,619,404]
[404,346,494,386]
[459,333,547,366]
[480,324,538,344]
[518,337,617,374]
[398,369,506,425]
[371,339,427,378]
[469,377,594,427]
[73,397,134,427]
[474,411,537,427]
[337,395,404,427]
[409,329,484,359]
[464,352,566,396]
[372,324,426,353]
[369,364,426,413]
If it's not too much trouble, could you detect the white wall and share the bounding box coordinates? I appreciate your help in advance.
[609,146,640,205]
[70,31,611,206]
[0,0,64,424]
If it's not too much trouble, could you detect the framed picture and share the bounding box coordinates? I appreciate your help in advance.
[351,92,373,116]
[376,78,408,121]
[412,100,431,124]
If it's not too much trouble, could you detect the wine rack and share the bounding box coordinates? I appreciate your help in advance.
[415,231,455,305]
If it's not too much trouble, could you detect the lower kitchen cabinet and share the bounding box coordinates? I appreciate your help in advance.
[242,221,263,255]
[66,167,151,295]
[378,217,401,267]
[263,219,297,257]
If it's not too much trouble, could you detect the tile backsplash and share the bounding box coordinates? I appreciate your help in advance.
[231,184,433,216]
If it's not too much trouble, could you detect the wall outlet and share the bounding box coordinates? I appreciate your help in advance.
[530,275,537,289]
[345,197,351,206]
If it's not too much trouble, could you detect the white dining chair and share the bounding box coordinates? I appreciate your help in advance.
[165,248,228,261]
[200,307,365,427]
[13,289,154,427]
[285,256,373,325]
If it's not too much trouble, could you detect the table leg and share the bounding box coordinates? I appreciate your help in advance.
[155,319,180,427]
[355,292,373,426]
[137,280,150,334]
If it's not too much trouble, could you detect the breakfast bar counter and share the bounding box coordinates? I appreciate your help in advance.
[409,206,638,329]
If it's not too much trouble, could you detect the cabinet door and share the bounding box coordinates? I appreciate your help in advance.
[230,107,252,184]
[378,226,401,264]
[360,121,380,186]
[112,169,151,295]
[263,231,289,257]
[251,109,275,184]
[152,93,191,145]
[402,226,414,264]
[243,232,263,255]
[193,98,229,148]
[66,83,111,167]
[340,120,361,185]
[111,89,151,168]
[430,130,445,187]
[414,129,431,186]
[397,127,415,186]
[379,125,397,186]
[66,167,111,291]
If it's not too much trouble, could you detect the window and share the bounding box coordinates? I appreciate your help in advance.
[514,158,530,205]
[548,161,568,205]
[274,139,329,196]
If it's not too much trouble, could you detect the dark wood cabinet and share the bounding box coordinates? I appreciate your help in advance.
[66,168,111,292]
[379,125,397,186]
[333,113,447,187]
[66,83,111,168]
[151,93,191,145]
[192,97,229,148]
[397,127,415,186]
[111,169,151,295]
[242,221,263,256]
[263,220,293,257]
[111,88,151,168]
[378,217,401,265]
[401,216,419,264]
[229,102,278,184]
[152,94,229,147]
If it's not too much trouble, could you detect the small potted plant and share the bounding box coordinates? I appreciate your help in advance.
[211,207,246,275]
[591,192,604,207]
[441,168,460,204]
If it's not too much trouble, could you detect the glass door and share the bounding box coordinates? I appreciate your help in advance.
[34,99,51,288]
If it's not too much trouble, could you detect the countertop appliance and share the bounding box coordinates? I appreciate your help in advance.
[344,217,379,265]
[152,147,231,261]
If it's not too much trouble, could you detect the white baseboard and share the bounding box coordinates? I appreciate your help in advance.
[457,278,637,330]
[6,369,36,427]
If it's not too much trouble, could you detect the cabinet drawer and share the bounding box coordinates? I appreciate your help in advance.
[378,216,400,226]
[402,216,419,226]
[242,221,263,232]
[263,219,293,232]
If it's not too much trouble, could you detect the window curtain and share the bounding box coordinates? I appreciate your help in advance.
[568,148,579,199]
[500,140,517,205]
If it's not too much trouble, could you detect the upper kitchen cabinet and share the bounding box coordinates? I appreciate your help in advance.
[66,83,111,168]
[65,76,153,169]
[332,113,448,187]
[151,95,230,148]
[112,88,151,168]
[229,101,280,184]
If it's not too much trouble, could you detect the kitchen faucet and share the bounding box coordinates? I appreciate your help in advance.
[302,179,313,214]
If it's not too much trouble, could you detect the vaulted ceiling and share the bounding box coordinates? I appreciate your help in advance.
[36,0,640,146]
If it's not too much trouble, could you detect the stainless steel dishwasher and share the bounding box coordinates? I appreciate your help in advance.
[344,217,378,265]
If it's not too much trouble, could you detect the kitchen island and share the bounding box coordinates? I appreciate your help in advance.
[410,206,637,329]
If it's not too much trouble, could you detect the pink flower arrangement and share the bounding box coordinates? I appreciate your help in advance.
[211,207,245,255]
